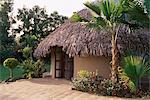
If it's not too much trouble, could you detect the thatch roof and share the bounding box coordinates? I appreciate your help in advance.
[34,9,150,58]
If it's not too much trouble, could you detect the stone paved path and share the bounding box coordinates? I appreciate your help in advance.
[0,78,135,100]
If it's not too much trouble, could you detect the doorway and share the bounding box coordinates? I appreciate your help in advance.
[54,47,74,80]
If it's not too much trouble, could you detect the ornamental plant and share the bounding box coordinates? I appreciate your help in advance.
[122,55,150,93]
[21,59,45,79]
[22,47,32,59]
[3,58,19,80]
[72,70,131,97]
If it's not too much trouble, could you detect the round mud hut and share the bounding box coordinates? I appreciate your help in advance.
[34,9,150,80]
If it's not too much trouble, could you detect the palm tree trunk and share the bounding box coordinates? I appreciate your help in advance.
[111,33,120,84]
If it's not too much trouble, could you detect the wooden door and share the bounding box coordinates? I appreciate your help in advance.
[54,47,74,79]
[54,47,64,78]
[64,55,74,80]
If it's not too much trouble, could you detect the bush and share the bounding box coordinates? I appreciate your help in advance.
[21,59,45,79]
[3,58,19,69]
[77,70,92,78]
[122,55,150,93]
[72,70,132,97]
[72,70,105,93]
[34,59,45,77]
[21,59,35,79]
[72,70,91,92]
[3,58,19,80]
[88,74,104,94]
[22,47,32,58]
[100,79,131,97]
[72,77,89,92]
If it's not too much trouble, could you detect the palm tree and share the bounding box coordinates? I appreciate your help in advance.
[71,0,149,84]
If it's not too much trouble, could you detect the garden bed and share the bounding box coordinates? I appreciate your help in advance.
[71,70,150,99]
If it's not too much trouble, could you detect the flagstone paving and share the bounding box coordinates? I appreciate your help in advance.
[0,78,137,100]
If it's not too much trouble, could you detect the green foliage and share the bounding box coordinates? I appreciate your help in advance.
[34,59,45,77]
[70,12,88,22]
[71,0,149,32]
[72,76,90,92]
[95,0,148,28]
[72,70,131,97]
[0,3,64,81]
[144,0,150,15]
[22,47,32,58]
[21,59,45,79]
[84,1,101,16]
[122,0,149,28]
[0,0,14,50]
[122,55,150,93]
[7,6,68,62]
[21,59,35,79]
[87,74,105,94]
[3,58,19,69]
[72,70,91,92]
[100,79,131,97]
[3,58,19,80]
[77,70,92,78]
[118,66,137,94]
[0,65,24,81]
[10,6,68,48]
[0,49,13,63]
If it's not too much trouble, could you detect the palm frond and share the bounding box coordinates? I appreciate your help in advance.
[84,1,101,16]
[99,0,116,20]
[88,16,108,30]
[120,0,149,29]
[123,55,150,88]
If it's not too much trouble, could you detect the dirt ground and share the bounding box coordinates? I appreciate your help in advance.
[0,78,134,100]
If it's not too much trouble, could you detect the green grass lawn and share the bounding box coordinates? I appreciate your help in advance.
[0,65,24,81]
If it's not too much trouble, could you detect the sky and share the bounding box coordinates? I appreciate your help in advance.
[13,0,94,17]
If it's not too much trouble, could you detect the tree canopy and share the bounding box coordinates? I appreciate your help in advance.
[9,6,68,48]
[0,0,14,50]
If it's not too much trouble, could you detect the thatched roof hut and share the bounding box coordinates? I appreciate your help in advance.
[34,9,150,58]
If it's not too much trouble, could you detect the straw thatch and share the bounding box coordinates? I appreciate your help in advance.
[34,9,150,58]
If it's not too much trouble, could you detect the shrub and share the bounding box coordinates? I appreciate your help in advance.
[21,59,35,79]
[77,70,92,78]
[21,59,45,79]
[122,55,150,93]
[72,77,90,92]
[72,70,91,92]
[3,58,19,80]
[100,79,131,97]
[118,66,137,94]
[34,59,45,77]
[22,47,32,58]
[72,70,104,94]
[72,70,132,97]
[88,74,104,94]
